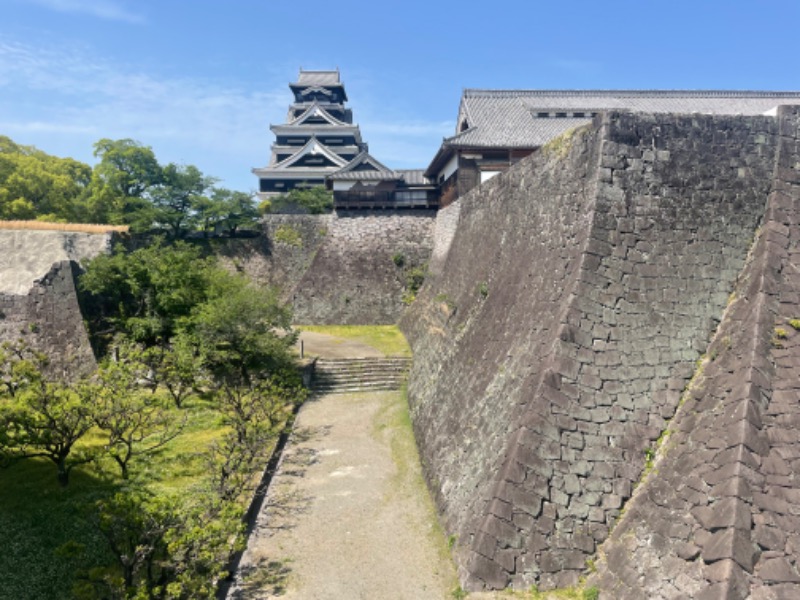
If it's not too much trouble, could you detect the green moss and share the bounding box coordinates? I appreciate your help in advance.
[273,224,303,247]
[541,126,585,160]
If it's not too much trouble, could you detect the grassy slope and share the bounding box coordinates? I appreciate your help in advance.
[296,324,411,356]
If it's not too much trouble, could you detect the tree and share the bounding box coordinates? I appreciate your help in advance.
[195,188,259,236]
[271,186,333,214]
[80,240,214,349]
[78,491,179,598]
[92,345,183,480]
[0,341,96,486]
[184,270,297,387]
[150,335,207,408]
[0,136,92,221]
[149,163,216,239]
[209,378,303,503]
[87,138,162,227]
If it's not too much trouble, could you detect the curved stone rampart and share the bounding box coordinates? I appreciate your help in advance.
[402,111,784,591]
[591,106,800,599]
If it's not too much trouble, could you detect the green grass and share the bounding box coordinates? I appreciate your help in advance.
[297,324,412,356]
[0,460,118,600]
[0,393,272,599]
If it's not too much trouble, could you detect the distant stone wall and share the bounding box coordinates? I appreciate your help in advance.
[0,230,113,376]
[211,216,331,299]
[212,212,435,325]
[0,261,97,378]
[0,229,113,295]
[291,210,435,324]
[402,111,785,592]
[428,199,462,276]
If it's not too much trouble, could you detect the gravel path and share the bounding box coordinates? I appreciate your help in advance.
[225,389,459,599]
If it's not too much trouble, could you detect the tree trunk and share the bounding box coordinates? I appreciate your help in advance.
[56,458,69,487]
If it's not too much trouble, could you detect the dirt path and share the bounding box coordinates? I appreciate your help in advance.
[225,389,459,600]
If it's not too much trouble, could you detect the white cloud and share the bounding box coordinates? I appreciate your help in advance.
[0,120,97,135]
[0,40,451,189]
[19,0,144,23]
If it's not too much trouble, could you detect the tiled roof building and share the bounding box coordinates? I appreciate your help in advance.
[254,69,436,209]
[427,89,800,203]
[253,69,365,198]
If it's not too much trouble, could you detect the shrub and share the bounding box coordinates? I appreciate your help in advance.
[271,186,333,214]
[273,224,303,247]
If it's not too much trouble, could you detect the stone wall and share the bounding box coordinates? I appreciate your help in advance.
[402,111,788,592]
[211,215,331,299]
[0,229,113,295]
[213,212,435,325]
[0,230,113,376]
[0,260,98,378]
[428,199,462,276]
[590,105,800,599]
[291,210,435,324]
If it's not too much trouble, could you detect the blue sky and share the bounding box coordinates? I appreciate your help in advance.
[2,0,799,194]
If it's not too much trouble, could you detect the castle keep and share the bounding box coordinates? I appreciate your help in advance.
[253,69,436,210]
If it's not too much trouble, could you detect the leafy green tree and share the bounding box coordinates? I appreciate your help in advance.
[91,344,183,480]
[82,490,244,599]
[0,136,92,221]
[272,185,333,214]
[78,491,179,599]
[0,341,96,486]
[150,334,207,408]
[149,163,216,239]
[80,240,213,349]
[209,378,303,502]
[87,138,162,227]
[205,188,259,236]
[185,270,296,387]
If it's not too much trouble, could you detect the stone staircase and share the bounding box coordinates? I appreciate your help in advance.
[311,356,412,395]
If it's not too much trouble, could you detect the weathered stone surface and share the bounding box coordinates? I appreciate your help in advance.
[276,211,436,324]
[0,230,115,375]
[702,529,758,572]
[758,557,800,583]
[404,107,800,597]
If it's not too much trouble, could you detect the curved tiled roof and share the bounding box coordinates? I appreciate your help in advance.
[453,89,800,148]
[327,151,399,181]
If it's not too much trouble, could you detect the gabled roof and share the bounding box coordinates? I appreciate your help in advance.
[271,136,349,170]
[453,89,800,149]
[288,102,350,127]
[327,151,400,181]
[426,89,800,177]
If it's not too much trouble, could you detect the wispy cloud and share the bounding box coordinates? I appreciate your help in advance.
[19,0,144,23]
[0,40,450,188]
